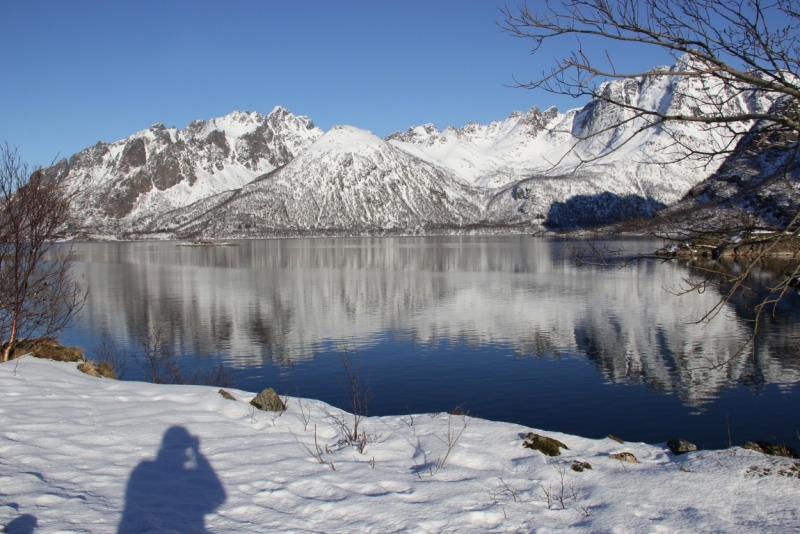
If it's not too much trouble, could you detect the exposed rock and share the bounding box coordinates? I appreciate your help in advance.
[610,452,638,463]
[667,438,697,455]
[104,169,154,218]
[522,432,568,456]
[120,138,147,169]
[150,147,185,191]
[205,130,231,157]
[250,387,286,411]
[607,435,625,444]
[218,389,236,401]
[742,441,798,458]
[571,460,592,472]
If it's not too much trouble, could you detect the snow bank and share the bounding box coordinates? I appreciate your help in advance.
[1,358,797,532]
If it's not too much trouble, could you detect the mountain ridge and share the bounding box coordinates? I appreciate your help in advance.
[49,57,780,239]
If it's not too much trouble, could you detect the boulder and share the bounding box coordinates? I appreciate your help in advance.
[250,388,286,411]
[522,432,568,456]
[667,438,697,455]
[218,389,236,401]
[607,435,625,444]
[610,452,638,463]
[571,460,592,472]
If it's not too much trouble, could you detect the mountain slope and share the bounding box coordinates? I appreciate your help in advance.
[47,107,322,234]
[49,56,782,238]
[155,126,489,237]
[389,57,772,229]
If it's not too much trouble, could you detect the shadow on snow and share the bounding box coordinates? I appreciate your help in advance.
[118,426,226,534]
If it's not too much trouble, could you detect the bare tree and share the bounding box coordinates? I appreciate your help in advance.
[0,143,86,362]
[131,326,234,386]
[501,1,800,161]
[500,0,800,348]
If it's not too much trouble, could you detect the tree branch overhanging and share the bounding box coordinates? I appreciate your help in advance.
[501,0,800,365]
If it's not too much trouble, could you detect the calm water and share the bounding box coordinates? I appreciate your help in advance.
[58,236,800,449]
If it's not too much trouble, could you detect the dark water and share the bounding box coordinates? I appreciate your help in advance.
[57,236,800,450]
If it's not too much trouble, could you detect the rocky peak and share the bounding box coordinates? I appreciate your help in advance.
[51,107,324,223]
[502,106,561,139]
[385,123,440,144]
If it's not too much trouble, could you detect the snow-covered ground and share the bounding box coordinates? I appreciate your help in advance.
[2,358,798,533]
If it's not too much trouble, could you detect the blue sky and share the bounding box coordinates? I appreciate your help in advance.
[1,1,672,166]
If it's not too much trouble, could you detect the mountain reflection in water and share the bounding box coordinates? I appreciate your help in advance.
[57,237,800,446]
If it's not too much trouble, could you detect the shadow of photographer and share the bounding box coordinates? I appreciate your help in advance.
[118,426,225,533]
[3,513,37,534]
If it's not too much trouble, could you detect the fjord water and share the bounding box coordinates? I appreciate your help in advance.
[59,236,800,449]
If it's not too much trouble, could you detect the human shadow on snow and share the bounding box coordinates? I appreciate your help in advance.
[3,513,37,534]
[117,426,226,534]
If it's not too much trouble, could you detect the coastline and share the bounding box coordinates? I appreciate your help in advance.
[2,357,797,532]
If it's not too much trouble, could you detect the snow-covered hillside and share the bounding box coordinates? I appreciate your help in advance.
[2,358,798,533]
[50,56,778,238]
[144,125,488,238]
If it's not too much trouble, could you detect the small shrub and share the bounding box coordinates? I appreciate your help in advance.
[77,361,117,379]
[188,362,235,388]
[446,404,468,416]
[91,334,127,379]
[337,346,372,447]
[133,328,234,387]
[742,441,798,458]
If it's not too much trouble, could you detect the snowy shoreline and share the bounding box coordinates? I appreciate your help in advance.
[1,358,798,533]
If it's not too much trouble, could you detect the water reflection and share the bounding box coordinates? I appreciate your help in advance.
[60,237,800,409]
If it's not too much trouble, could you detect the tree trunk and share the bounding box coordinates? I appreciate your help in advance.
[3,316,17,362]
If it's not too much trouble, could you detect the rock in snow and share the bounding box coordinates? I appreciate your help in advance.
[668,438,698,455]
[48,55,780,239]
[1,357,799,532]
[249,387,286,411]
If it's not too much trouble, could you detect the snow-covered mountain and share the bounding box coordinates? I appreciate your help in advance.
[47,107,322,234]
[140,126,489,238]
[389,57,771,229]
[50,56,777,238]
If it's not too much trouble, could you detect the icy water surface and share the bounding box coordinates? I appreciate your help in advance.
[58,236,800,449]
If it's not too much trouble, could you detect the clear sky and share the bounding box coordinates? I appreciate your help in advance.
[1,1,673,166]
